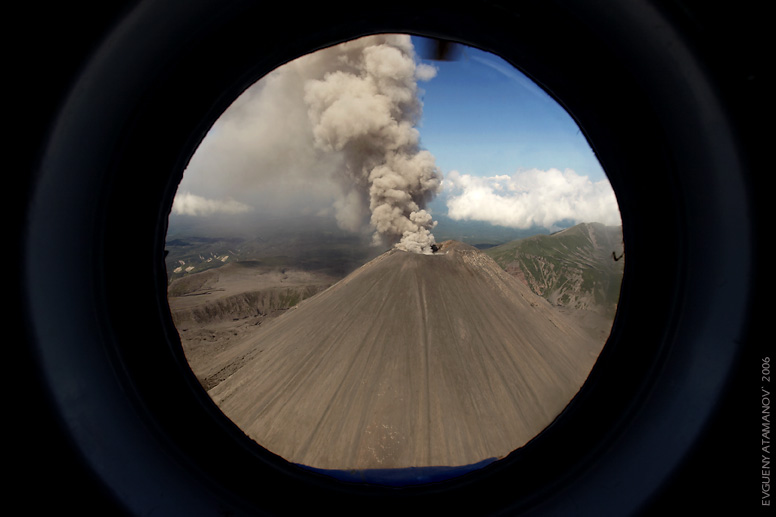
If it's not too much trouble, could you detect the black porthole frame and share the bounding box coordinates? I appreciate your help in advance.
[19,1,764,515]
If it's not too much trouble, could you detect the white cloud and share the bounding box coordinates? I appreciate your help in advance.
[443,168,621,230]
[171,192,253,217]
[415,62,438,81]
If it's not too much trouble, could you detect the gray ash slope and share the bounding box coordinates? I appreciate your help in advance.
[208,240,604,470]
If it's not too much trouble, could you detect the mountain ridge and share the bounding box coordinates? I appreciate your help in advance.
[485,222,624,318]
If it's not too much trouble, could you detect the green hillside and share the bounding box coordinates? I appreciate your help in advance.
[485,223,624,318]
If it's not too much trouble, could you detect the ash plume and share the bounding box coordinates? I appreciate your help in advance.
[174,35,441,252]
[302,35,442,254]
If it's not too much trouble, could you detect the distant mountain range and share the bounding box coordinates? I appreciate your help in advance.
[430,214,558,248]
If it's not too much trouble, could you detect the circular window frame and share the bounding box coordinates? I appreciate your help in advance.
[22,1,756,515]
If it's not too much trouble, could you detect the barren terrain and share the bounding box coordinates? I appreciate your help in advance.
[167,261,339,389]
[182,241,606,471]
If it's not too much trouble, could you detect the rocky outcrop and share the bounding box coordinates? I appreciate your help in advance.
[170,285,326,326]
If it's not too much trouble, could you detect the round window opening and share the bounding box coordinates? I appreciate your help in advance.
[165,34,623,485]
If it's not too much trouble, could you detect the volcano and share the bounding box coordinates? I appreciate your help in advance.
[206,241,605,471]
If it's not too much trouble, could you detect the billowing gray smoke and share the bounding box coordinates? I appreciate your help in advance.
[176,35,441,253]
[301,35,442,254]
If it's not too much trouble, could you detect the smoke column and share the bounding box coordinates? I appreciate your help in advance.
[301,35,442,254]
[175,35,441,252]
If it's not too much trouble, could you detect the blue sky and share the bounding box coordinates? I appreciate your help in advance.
[407,38,619,229]
[412,37,607,182]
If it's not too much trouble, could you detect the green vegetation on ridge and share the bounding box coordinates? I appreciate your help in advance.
[485,222,624,318]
